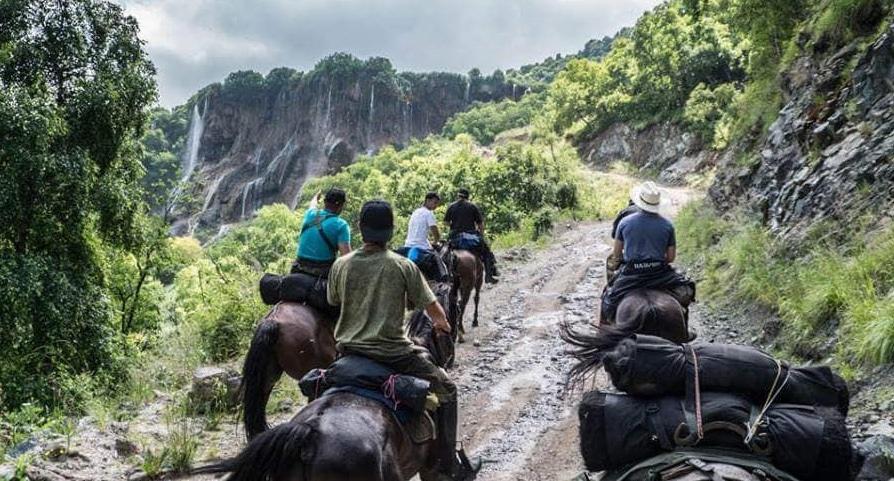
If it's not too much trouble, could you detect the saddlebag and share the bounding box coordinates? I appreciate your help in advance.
[258,272,339,318]
[578,391,853,481]
[298,355,431,414]
[602,334,849,415]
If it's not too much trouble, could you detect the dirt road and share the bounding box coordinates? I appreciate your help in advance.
[449,185,697,480]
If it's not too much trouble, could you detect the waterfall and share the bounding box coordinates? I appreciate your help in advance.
[367,84,375,145]
[324,85,332,130]
[464,79,470,103]
[180,100,206,185]
[240,178,263,220]
[266,138,295,186]
[202,173,226,212]
[512,83,517,100]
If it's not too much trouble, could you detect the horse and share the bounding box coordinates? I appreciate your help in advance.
[562,288,692,391]
[442,248,483,346]
[194,308,462,481]
[241,302,337,440]
[606,288,691,344]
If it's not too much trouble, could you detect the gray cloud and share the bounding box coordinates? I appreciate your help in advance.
[118,0,661,107]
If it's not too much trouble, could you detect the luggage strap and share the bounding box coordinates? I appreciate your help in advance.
[300,211,338,254]
[659,458,726,481]
[744,358,790,446]
[681,344,704,442]
[646,402,674,450]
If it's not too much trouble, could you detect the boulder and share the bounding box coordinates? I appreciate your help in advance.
[856,434,894,481]
[188,366,241,412]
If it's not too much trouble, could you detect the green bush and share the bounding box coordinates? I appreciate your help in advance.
[443,93,546,144]
[677,201,894,366]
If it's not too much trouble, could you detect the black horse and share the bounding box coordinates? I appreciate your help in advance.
[194,303,460,481]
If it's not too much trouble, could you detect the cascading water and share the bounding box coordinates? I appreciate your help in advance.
[324,85,333,130]
[464,79,470,103]
[180,99,206,187]
[240,178,263,220]
[367,84,375,144]
[512,83,517,100]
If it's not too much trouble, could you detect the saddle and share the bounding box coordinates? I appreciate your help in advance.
[298,356,438,443]
[259,272,340,319]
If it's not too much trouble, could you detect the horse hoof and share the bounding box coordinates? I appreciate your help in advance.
[458,335,465,344]
[473,339,481,347]
[472,321,479,328]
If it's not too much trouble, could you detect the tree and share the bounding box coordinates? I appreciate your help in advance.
[0,0,156,410]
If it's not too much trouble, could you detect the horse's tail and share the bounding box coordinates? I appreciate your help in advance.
[191,421,311,481]
[241,317,282,440]
[561,322,631,391]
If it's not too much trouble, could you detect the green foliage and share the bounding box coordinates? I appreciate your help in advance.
[678,201,894,365]
[548,0,745,138]
[443,93,546,144]
[0,0,156,411]
[810,0,887,49]
[506,34,618,87]
[683,82,741,147]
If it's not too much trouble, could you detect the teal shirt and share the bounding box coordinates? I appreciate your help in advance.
[296,208,351,261]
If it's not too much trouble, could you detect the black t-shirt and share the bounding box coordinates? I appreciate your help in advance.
[445,200,483,234]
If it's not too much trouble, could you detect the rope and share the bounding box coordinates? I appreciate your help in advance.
[382,374,401,410]
[744,358,791,445]
[690,346,704,440]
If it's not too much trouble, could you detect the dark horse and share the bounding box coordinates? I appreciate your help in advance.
[242,288,454,440]
[603,288,691,344]
[241,302,337,440]
[443,248,483,345]
[195,309,458,481]
[563,288,692,389]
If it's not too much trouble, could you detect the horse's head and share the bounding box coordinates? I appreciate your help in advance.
[408,285,455,369]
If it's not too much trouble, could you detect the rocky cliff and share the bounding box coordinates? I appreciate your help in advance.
[171,58,516,235]
[576,122,724,184]
[710,22,894,236]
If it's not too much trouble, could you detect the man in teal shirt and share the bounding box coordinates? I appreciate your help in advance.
[291,187,352,277]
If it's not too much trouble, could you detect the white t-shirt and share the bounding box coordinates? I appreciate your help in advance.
[405,207,437,249]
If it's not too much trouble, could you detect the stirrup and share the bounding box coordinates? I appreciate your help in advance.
[454,446,482,480]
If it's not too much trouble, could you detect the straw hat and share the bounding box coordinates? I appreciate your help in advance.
[630,181,661,214]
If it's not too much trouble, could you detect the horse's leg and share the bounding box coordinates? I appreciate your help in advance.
[241,318,285,440]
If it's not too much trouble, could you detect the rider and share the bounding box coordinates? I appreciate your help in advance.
[606,200,640,282]
[291,187,352,277]
[444,188,499,284]
[600,181,694,323]
[327,200,480,481]
[402,191,449,282]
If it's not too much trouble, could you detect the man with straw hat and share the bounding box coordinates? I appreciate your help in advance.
[600,181,694,323]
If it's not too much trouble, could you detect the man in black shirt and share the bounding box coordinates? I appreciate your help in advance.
[445,188,500,284]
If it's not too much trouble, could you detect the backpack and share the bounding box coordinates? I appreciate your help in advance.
[579,449,803,481]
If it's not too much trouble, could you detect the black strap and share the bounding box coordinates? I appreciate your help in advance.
[300,212,338,254]
[645,402,674,450]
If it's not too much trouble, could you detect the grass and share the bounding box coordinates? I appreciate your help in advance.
[677,200,894,366]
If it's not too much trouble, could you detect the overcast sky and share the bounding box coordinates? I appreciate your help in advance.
[116,0,662,107]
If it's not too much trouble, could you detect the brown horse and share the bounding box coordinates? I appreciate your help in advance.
[446,249,483,346]
[608,288,691,344]
[194,312,466,481]
[241,302,337,440]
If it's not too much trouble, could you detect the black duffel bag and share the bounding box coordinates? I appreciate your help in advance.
[578,391,854,481]
[299,355,431,414]
[602,334,849,415]
[258,272,339,319]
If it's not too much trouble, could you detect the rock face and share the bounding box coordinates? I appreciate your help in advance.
[710,23,894,236]
[173,70,511,234]
[576,122,721,184]
[189,366,241,411]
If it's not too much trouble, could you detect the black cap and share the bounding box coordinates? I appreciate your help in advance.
[425,191,441,201]
[324,187,346,206]
[457,188,470,199]
[359,200,394,243]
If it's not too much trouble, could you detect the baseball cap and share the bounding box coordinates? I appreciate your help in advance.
[457,188,470,199]
[359,200,394,243]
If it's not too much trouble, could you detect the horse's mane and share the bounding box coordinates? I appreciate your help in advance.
[561,322,632,392]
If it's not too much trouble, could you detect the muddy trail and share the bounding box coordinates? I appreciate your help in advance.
[448,185,696,481]
[11,185,697,481]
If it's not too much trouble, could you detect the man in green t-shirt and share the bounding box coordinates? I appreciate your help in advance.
[328,200,480,481]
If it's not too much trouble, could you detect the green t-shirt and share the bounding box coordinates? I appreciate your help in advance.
[327,248,436,359]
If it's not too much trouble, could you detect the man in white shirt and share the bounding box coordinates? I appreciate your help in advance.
[400,192,449,281]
